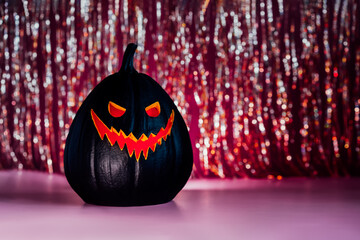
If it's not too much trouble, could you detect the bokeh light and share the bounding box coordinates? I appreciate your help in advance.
[0,0,359,178]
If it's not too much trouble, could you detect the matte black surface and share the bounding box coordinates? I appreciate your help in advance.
[64,43,193,206]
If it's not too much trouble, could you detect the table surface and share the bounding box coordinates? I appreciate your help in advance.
[0,170,359,240]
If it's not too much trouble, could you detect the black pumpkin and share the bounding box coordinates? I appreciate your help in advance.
[64,43,193,206]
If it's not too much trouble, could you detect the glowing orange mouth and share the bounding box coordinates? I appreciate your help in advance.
[90,109,174,161]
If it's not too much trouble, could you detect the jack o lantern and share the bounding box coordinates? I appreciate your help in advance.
[64,43,193,206]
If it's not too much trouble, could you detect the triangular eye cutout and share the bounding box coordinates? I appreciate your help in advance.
[145,101,161,117]
[108,101,126,117]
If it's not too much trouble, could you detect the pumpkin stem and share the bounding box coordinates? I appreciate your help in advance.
[120,43,138,72]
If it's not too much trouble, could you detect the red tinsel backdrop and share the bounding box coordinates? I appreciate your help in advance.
[0,0,359,178]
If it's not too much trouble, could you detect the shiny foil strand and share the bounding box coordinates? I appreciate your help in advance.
[0,0,359,178]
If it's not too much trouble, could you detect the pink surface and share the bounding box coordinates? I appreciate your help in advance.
[1,171,360,240]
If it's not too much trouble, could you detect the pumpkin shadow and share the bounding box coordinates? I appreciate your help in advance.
[81,199,183,218]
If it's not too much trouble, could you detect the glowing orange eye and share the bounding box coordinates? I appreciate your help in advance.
[108,101,126,117]
[145,101,161,117]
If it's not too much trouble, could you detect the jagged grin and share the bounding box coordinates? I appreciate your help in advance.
[90,109,174,161]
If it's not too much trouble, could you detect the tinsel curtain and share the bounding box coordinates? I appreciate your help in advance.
[0,0,359,178]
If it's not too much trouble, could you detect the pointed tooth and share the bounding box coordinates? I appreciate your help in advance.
[120,130,126,137]
[157,138,162,145]
[116,140,125,150]
[128,132,138,142]
[117,130,126,150]
[134,150,142,161]
[128,149,134,157]
[110,127,116,134]
[119,143,125,150]
[127,143,135,157]
[140,134,148,141]
[143,148,149,160]
[150,143,157,152]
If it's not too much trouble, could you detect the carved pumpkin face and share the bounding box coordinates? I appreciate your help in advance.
[64,43,193,206]
[90,101,174,161]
